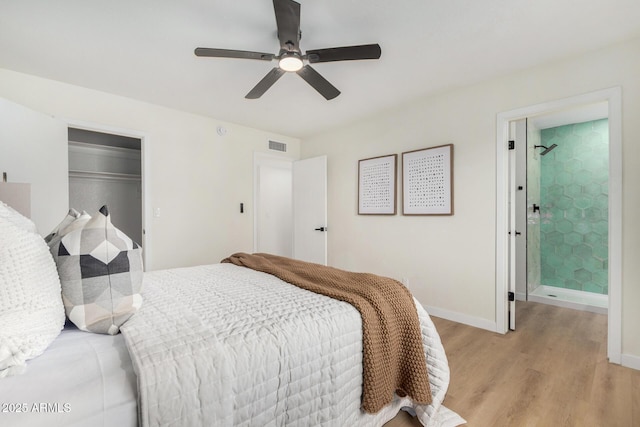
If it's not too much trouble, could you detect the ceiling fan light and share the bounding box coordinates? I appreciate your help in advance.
[279,55,303,72]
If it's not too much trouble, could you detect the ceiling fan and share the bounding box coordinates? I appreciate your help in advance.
[194,0,381,100]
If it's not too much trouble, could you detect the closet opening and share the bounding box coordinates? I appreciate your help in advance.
[67,127,144,252]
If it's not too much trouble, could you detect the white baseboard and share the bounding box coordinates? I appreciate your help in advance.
[621,353,640,371]
[423,304,497,333]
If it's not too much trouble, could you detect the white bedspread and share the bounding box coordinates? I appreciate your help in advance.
[121,263,464,427]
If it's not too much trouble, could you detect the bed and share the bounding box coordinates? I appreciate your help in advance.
[0,201,464,427]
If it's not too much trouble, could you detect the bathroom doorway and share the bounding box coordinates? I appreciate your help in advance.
[496,87,622,363]
[514,106,609,315]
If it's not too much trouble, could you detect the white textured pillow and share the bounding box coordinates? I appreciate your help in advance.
[48,205,143,335]
[0,200,37,234]
[0,203,65,378]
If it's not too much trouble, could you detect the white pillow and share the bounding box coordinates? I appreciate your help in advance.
[44,207,81,244]
[48,205,143,335]
[0,200,37,234]
[0,203,65,377]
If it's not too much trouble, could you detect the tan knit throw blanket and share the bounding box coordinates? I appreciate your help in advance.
[221,253,432,413]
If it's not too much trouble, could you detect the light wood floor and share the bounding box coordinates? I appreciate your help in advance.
[385,300,640,427]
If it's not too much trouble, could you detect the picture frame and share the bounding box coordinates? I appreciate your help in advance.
[358,154,397,215]
[402,144,454,215]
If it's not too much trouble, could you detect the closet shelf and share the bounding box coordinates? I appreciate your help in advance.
[69,169,141,182]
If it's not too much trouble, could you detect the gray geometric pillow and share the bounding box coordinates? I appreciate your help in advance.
[48,205,143,335]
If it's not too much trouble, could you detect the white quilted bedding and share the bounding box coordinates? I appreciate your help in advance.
[121,263,464,427]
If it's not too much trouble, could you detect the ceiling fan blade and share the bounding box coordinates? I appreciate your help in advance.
[245,67,286,99]
[273,0,301,51]
[306,44,381,63]
[296,65,340,100]
[195,47,275,61]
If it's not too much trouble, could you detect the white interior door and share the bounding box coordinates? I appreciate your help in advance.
[293,155,327,265]
[508,119,528,330]
[0,97,68,234]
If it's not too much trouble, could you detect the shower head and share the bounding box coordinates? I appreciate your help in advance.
[534,144,558,156]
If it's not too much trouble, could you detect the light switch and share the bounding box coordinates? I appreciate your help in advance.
[153,207,161,218]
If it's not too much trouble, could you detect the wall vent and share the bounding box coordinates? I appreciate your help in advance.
[269,140,287,152]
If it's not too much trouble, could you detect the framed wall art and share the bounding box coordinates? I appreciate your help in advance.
[402,144,454,215]
[358,154,397,215]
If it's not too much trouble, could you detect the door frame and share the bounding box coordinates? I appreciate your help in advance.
[252,152,294,255]
[495,87,622,364]
[64,118,149,269]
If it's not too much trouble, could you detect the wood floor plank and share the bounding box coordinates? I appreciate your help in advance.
[430,301,638,427]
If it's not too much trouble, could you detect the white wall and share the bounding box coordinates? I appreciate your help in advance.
[301,38,640,362]
[0,69,301,271]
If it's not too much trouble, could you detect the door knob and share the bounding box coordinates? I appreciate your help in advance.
[314,227,327,232]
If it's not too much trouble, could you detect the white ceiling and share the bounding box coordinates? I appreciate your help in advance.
[1,0,639,138]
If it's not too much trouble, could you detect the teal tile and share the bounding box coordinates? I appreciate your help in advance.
[565,255,584,269]
[542,266,557,279]
[563,279,582,290]
[584,232,603,246]
[573,121,594,135]
[583,132,604,148]
[593,118,609,133]
[541,127,556,138]
[545,182,562,197]
[535,118,609,293]
[583,282,605,294]
[574,196,593,209]
[557,124,574,137]
[555,171,573,186]
[593,220,608,235]
[555,219,573,234]
[593,244,608,260]
[573,244,593,258]
[541,172,555,187]
[592,270,608,286]
[555,243,573,257]
[546,255,565,269]
[543,231,565,246]
[564,232,583,245]
[574,268,592,282]
[573,221,592,234]
[594,194,608,209]
[584,207,602,221]
[584,182,602,196]
[565,207,584,220]
[574,169,593,185]
[564,184,583,198]
[564,159,583,174]
[553,262,572,278]
[555,196,574,209]
[593,169,609,184]
[584,257,605,271]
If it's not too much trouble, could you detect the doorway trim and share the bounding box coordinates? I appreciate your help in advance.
[495,87,622,364]
[252,151,294,255]
[63,118,150,269]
